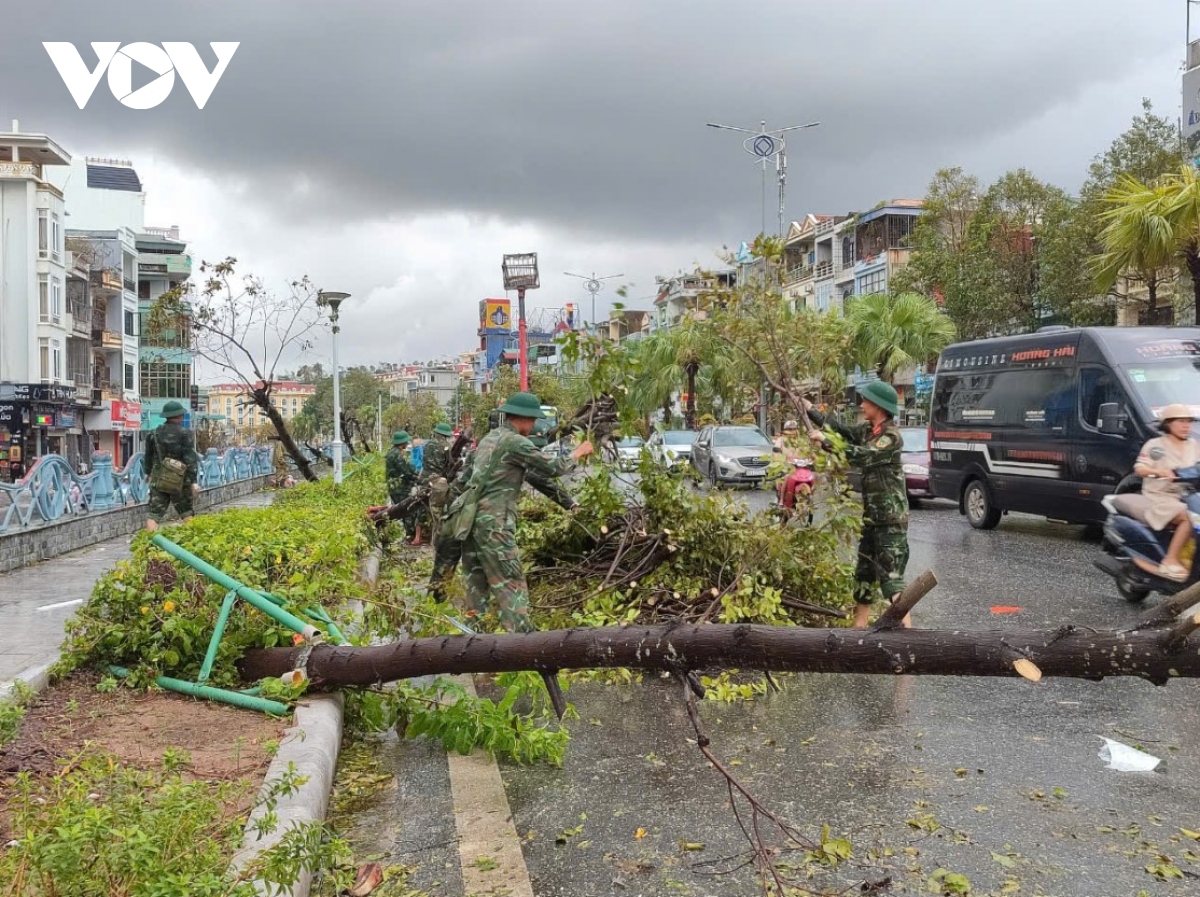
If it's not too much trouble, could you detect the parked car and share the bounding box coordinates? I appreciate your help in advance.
[845,427,934,505]
[647,429,695,469]
[690,425,776,485]
[615,436,645,471]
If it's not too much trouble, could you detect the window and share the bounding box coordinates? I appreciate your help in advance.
[139,361,189,398]
[52,340,63,381]
[934,368,1075,430]
[1079,368,1130,431]
[51,213,62,262]
[857,269,887,296]
[124,363,135,392]
[38,210,48,258]
[39,338,49,381]
[124,309,136,337]
[39,276,62,324]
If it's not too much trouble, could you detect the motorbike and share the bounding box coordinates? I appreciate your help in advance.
[1093,465,1200,603]
[775,457,816,525]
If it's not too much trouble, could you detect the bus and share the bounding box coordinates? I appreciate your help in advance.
[928,327,1200,529]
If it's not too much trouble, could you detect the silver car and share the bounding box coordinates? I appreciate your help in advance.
[615,436,645,471]
[690,425,776,485]
[647,429,694,469]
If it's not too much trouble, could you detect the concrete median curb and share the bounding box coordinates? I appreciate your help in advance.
[230,693,345,897]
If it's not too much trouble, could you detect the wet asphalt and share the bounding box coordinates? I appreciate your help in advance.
[490,498,1200,897]
[334,486,1200,896]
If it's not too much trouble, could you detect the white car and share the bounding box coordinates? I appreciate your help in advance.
[647,429,695,469]
[615,436,646,471]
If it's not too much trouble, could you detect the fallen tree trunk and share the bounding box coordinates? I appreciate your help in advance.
[238,573,1200,688]
[240,620,1200,687]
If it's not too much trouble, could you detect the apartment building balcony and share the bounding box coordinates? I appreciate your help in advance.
[137,252,192,276]
[783,264,814,286]
[814,260,834,280]
[101,382,123,400]
[90,268,122,293]
[94,330,122,350]
[815,219,836,237]
[68,311,91,337]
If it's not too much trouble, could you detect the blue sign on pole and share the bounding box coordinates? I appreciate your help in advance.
[914,372,934,396]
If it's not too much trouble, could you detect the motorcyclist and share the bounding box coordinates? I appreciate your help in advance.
[1132,403,1200,582]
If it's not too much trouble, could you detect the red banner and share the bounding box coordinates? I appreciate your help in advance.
[111,400,142,430]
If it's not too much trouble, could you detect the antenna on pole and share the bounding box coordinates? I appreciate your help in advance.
[707,119,820,238]
[564,271,624,328]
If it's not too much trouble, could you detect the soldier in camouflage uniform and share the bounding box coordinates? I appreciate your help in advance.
[385,431,421,543]
[144,400,200,531]
[804,380,910,629]
[424,424,456,549]
[453,392,593,632]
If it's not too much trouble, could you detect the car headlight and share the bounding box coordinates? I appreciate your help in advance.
[714,454,734,466]
[903,464,928,476]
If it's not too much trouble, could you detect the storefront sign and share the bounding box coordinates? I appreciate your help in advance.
[0,383,77,402]
[33,412,55,427]
[111,400,143,430]
[0,403,23,426]
[58,410,78,428]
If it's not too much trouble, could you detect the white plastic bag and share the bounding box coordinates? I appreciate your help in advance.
[1097,737,1161,772]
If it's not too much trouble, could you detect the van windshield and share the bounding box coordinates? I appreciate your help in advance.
[1122,361,1200,418]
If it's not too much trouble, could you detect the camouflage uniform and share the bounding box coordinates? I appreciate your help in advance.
[428,436,468,597]
[422,432,453,541]
[454,423,575,632]
[385,446,420,540]
[144,421,199,523]
[808,408,909,605]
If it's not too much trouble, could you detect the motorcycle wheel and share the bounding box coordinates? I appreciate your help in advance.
[1116,571,1150,604]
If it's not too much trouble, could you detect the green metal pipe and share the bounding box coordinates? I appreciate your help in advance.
[150,535,322,641]
[261,590,346,645]
[109,666,288,716]
[198,590,238,685]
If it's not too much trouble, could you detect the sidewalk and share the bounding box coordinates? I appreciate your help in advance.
[0,490,275,686]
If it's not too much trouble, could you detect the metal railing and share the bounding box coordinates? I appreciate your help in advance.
[0,445,279,533]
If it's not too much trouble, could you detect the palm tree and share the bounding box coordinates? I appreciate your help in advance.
[1159,164,1200,321]
[1094,175,1178,321]
[628,319,734,430]
[845,292,958,380]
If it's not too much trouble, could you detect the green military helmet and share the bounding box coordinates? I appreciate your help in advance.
[433,422,454,437]
[857,380,899,417]
[497,391,544,419]
[161,400,187,419]
[391,430,411,446]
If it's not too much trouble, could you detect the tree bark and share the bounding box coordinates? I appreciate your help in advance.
[1185,246,1200,326]
[253,389,318,482]
[684,363,698,431]
[238,620,1200,688]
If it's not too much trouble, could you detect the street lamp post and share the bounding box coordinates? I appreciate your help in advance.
[319,290,351,484]
[564,271,623,331]
[501,253,540,391]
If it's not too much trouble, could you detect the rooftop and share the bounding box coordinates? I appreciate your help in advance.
[86,162,142,192]
[0,131,72,167]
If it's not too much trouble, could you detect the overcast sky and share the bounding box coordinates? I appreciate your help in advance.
[0,0,1187,378]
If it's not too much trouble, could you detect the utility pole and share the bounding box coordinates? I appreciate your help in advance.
[564,271,623,330]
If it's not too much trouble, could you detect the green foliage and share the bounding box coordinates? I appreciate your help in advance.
[0,751,349,897]
[58,471,379,687]
[517,460,858,647]
[845,292,956,379]
[0,680,35,748]
[343,676,570,766]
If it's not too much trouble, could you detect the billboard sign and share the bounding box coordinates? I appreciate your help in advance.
[481,298,511,331]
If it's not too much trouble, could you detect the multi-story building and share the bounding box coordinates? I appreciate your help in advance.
[51,156,151,462]
[0,127,97,480]
[71,227,143,463]
[851,200,923,297]
[205,380,316,445]
[651,269,737,332]
[136,225,193,429]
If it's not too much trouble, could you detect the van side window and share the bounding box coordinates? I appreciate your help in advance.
[1079,368,1126,431]
[934,368,1074,430]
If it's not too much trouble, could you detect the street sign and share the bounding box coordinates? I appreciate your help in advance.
[914,372,934,396]
[743,133,780,159]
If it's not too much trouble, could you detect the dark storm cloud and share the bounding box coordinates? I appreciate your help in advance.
[0,0,1180,240]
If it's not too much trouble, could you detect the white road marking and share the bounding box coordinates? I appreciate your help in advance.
[36,598,84,612]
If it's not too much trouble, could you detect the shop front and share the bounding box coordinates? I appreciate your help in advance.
[0,384,80,483]
[86,399,142,467]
